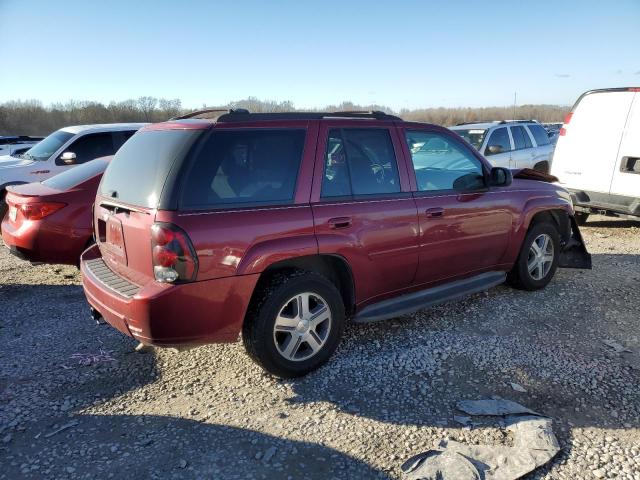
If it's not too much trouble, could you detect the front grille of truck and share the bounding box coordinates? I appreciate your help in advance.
[85,258,141,298]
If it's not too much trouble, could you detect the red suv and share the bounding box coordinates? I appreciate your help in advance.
[81,110,591,378]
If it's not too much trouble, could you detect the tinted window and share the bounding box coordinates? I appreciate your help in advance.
[405,131,485,192]
[181,129,305,208]
[43,158,109,190]
[485,127,511,154]
[321,128,400,197]
[100,130,201,208]
[23,130,74,161]
[112,130,138,150]
[60,133,116,164]
[510,126,532,150]
[527,124,550,146]
[450,128,487,150]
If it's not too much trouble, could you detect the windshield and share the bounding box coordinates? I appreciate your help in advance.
[450,129,487,151]
[43,157,109,190]
[22,130,74,161]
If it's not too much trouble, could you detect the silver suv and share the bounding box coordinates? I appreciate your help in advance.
[0,123,147,219]
[449,120,554,173]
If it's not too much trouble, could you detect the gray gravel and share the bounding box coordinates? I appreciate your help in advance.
[1,215,639,479]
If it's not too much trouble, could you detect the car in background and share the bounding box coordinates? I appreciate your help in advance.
[551,87,640,224]
[80,109,591,378]
[543,123,563,145]
[2,157,112,265]
[449,120,554,172]
[0,136,44,157]
[0,123,147,220]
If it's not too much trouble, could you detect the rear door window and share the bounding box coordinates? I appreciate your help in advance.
[321,128,401,198]
[100,129,201,208]
[527,124,551,146]
[58,133,117,164]
[485,127,512,154]
[180,129,306,209]
[510,126,532,150]
[43,158,109,190]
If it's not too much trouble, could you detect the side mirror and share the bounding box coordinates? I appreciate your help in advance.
[489,167,513,187]
[60,151,77,165]
[486,145,503,156]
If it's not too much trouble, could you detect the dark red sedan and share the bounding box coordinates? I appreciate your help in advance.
[2,157,112,265]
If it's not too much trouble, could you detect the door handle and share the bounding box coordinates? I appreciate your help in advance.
[425,207,444,218]
[328,217,352,229]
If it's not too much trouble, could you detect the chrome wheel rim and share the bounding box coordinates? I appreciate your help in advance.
[273,292,332,362]
[527,233,554,281]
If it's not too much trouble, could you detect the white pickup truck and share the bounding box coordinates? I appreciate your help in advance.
[0,123,146,219]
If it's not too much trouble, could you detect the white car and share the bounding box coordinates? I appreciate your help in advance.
[0,123,147,219]
[551,87,640,223]
[449,120,555,172]
[0,136,44,157]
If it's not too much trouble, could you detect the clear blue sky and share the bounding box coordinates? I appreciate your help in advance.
[1,0,638,110]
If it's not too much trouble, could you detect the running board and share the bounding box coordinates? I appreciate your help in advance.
[353,271,507,323]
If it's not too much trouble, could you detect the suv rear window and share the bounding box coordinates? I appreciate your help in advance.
[43,158,109,190]
[180,129,306,209]
[99,130,201,208]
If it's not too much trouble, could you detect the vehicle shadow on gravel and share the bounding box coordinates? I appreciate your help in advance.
[286,252,640,434]
[583,218,640,228]
[2,413,385,479]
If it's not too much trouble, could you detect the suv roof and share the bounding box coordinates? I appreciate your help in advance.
[165,108,402,124]
[60,123,149,135]
[451,120,539,129]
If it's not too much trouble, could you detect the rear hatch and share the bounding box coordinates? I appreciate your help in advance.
[552,89,636,193]
[94,127,204,285]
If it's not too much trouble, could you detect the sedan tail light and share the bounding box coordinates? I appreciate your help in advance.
[151,223,198,283]
[19,202,66,220]
[559,112,572,136]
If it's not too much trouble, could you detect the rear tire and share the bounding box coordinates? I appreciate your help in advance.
[507,222,560,291]
[533,161,549,174]
[574,212,589,226]
[242,271,345,378]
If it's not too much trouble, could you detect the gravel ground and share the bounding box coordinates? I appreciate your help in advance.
[1,215,639,479]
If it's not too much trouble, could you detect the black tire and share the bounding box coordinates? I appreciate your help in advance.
[533,161,549,174]
[574,212,589,226]
[0,191,7,223]
[507,222,560,291]
[242,270,346,378]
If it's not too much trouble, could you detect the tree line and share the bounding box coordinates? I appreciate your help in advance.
[0,97,569,136]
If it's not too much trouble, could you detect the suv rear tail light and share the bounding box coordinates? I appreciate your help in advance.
[559,112,573,136]
[151,223,198,283]
[19,202,66,220]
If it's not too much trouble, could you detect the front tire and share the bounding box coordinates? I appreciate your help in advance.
[507,222,560,291]
[242,271,345,378]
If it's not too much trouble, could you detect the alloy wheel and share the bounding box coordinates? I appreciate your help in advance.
[527,233,554,281]
[272,292,332,362]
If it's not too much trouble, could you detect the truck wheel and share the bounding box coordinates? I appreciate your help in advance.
[242,271,345,378]
[574,212,589,226]
[507,222,560,291]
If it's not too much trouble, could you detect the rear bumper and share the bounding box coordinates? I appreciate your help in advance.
[1,216,90,265]
[80,245,260,346]
[569,189,640,217]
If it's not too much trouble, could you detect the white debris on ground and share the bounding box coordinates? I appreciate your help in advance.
[402,400,560,480]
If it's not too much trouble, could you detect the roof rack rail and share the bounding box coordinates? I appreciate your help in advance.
[498,119,538,124]
[170,108,250,120]
[169,109,402,122]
